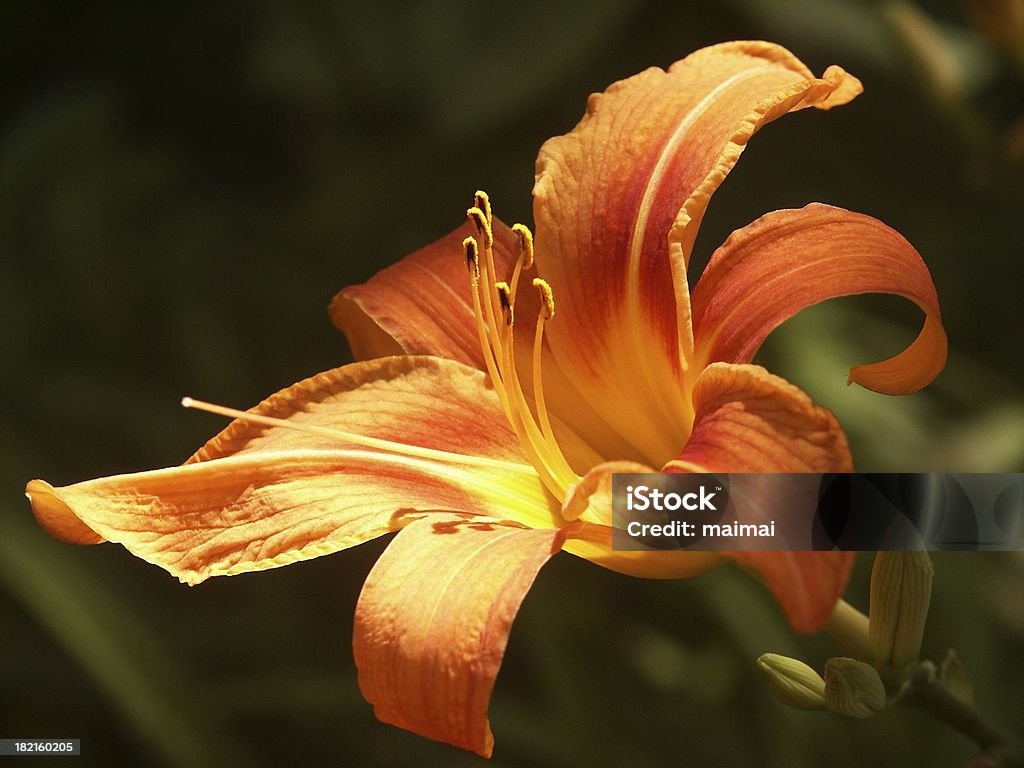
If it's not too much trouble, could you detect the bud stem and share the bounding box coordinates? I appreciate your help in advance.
[824,599,873,661]
[899,661,1024,767]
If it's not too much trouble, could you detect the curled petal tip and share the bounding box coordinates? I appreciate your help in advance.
[692,205,947,396]
[818,65,863,109]
[25,479,104,545]
[848,314,948,394]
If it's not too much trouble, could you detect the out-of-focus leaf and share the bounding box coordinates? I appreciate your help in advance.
[0,510,259,768]
[725,0,894,67]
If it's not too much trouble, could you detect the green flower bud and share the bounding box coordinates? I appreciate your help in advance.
[825,657,887,718]
[869,551,934,669]
[756,653,827,710]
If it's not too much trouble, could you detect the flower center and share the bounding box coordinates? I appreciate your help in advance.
[463,191,579,502]
[179,193,583,505]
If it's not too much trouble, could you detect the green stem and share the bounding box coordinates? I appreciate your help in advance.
[822,601,1024,765]
[900,661,1024,768]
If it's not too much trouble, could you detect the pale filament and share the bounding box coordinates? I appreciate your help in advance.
[464,192,578,501]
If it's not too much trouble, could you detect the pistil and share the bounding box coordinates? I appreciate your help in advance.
[179,397,537,474]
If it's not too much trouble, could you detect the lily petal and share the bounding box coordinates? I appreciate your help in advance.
[353,515,567,757]
[330,221,518,369]
[26,357,559,584]
[691,204,947,394]
[664,362,853,631]
[533,41,861,464]
[666,362,853,474]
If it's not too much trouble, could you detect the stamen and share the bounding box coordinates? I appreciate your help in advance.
[494,273,576,490]
[508,223,535,305]
[465,240,512,416]
[531,279,559,448]
[512,223,534,270]
[463,236,479,276]
[495,281,513,326]
[466,206,493,248]
[466,208,503,380]
[179,397,536,473]
[495,316,578,496]
[474,190,492,227]
[533,277,555,320]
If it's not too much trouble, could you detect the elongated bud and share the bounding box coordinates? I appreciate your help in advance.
[825,657,887,718]
[756,653,827,710]
[869,551,934,669]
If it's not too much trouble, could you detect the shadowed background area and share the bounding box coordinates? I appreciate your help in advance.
[2,1,1023,766]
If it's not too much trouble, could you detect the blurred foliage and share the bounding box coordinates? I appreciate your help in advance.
[1,1,1022,766]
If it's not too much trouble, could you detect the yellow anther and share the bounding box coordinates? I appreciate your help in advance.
[495,281,513,325]
[508,223,535,307]
[533,278,555,320]
[869,551,933,669]
[512,223,534,269]
[463,236,480,277]
[466,206,493,247]
[474,190,492,226]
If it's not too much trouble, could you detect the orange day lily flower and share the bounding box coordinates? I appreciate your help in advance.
[25,41,946,757]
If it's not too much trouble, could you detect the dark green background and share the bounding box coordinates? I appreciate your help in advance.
[2,1,1022,766]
